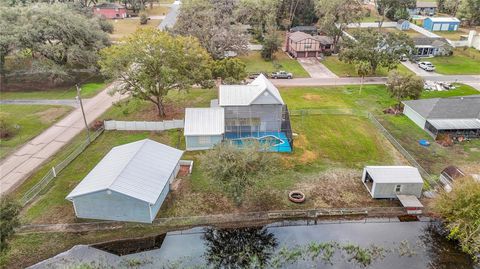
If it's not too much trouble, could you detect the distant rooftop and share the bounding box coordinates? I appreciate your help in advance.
[416,1,438,8]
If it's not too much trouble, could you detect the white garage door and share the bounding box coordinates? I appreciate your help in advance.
[433,23,441,31]
[441,23,449,31]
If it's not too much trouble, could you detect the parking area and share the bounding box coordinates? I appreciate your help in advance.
[297,58,338,78]
[400,61,442,77]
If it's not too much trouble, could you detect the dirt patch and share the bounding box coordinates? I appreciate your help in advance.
[159,177,236,217]
[29,204,76,224]
[293,168,400,208]
[35,107,70,124]
[302,93,322,101]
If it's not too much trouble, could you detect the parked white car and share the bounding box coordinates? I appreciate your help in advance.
[418,62,435,71]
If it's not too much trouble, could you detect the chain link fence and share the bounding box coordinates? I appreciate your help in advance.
[367,113,437,187]
[20,127,105,206]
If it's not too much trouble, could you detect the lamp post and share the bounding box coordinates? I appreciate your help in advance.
[76,84,91,143]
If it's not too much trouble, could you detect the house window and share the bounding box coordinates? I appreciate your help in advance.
[198,136,210,145]
[305,44,312,49]
[325,44,331,49]
[115,7,119,11]
[395,184,402,193]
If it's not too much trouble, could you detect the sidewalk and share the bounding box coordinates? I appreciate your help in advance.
[0,83,123,195]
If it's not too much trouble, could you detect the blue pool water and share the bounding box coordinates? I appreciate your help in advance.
[225,132,292,153]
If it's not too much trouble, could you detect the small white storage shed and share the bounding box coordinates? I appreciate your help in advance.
[362,166,424,198]
[66,139,183,223]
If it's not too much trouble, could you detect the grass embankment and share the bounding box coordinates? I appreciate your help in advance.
[0,82,107,100]
[0,105,72,159]
[322,56,413,77]
[238,51,310,78]
[427,48,480,75]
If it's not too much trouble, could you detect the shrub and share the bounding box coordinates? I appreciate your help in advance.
[0,118,17,140]
[200,142,278,205]
[0,196,21,253]
[139,12,148,25]
[433,176,480,261]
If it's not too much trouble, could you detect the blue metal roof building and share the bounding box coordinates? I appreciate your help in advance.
[423,17,460,31]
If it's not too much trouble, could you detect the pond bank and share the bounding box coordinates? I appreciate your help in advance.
[18,206,411,234]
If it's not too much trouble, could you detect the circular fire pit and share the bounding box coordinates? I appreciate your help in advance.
[288,191,305,203]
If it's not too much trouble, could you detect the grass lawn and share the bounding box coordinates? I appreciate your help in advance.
[322,56,414,77]
[110,18,162,41]
[0,105,72,159]
[0,82,107,100]
[238,51,310,78]
[146,5,169,16]
[428,48,480,75]
[433,27,479,41]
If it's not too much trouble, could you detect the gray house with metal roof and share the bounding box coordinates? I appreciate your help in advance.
[184,74,293,152]
[66,139,183,223]
[403,96,480,139]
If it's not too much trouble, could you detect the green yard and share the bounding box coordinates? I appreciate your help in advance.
[110,18,162,41]
[428,48,480,75]
[321,56,414,77]
[238,51,310,78]
[0,82,107,100]
[0,105,72,159]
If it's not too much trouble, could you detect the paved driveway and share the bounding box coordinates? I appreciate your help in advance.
[0,83,125,195]
[401,61,442,76]
[297,58,338,78]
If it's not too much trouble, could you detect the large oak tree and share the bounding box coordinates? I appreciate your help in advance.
[99,28,212,117]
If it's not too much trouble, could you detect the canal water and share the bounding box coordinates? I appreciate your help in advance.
[30,218,478,269]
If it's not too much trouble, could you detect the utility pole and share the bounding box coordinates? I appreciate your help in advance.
[76,84,91,143]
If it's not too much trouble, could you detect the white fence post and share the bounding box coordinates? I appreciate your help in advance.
[52,167,56,177]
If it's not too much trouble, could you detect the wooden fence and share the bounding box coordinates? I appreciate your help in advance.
[104,120,184,131]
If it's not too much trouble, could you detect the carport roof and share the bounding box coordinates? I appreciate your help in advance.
[365,166,424,184]
[66,139,183,204]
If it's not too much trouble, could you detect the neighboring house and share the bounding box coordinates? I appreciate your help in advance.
[412,37,452,56]
[289,26,318,35]
[66,139,184,223]
[93,3,127,19]
[408,1,437,16]
[285,31,333,58]
[184,74,293,152]
[396,19,410,31]
[402,96,480,139]
[362,166,424,199]
[423,17,460,31]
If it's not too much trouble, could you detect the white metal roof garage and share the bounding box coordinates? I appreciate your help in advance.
[66,139,183,223]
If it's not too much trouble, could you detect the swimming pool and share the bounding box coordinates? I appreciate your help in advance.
[224,132,292,153]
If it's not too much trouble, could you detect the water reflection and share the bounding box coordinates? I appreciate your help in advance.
[203,226,278,268]
[421,222,477,269]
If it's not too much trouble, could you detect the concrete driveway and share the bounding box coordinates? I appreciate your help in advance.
[297,58,338,78]
[401,61,442,77]
[0,83,125,195]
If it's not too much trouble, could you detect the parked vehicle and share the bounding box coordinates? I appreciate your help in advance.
[418,62,435,71]
[271,71,293,79]
[400,54,408,62]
